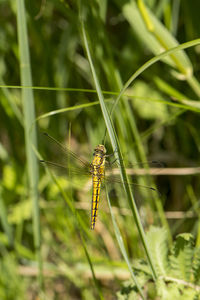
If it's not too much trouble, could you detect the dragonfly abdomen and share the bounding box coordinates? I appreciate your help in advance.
[90,145,106,230]
[91,177,102,230]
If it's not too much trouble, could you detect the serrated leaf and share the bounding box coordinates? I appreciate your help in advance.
[169,234,194,280]
[146,226,169,277]
[156,279,181,300]
[116,280,141,300]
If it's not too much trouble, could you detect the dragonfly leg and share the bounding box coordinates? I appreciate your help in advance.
[105,146,118,159]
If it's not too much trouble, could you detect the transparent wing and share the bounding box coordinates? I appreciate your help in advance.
[41,133,161,193]
[105,157,164,172]
[103,171,158,193]
[40,160,160,194]
[42,132,91,169]
[40,133,93,181]
[40,159,91,177]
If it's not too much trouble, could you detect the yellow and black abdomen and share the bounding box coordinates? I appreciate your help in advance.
[90,145,106,230]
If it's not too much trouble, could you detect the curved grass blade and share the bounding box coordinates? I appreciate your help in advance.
[110,38,200,115]
[81,17,158,280]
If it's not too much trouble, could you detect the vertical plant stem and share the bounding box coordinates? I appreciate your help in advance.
[16,0,43,290]
[81,19,158,280]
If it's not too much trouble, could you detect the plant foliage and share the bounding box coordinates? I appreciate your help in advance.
[117,227,200,299]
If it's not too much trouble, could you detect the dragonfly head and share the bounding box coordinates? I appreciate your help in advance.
[94,144,106,156]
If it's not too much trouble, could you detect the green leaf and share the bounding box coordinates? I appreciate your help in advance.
[169,233,194,280]
[146,226,169,277]
[130,81,169,120]
[2,165,16,190]
[156,279,180,300]
[8,199,32,224]
[122,0,192,72]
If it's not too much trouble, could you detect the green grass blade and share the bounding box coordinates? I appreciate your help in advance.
[106,188,145,299]
[81,19,158,280]
[16,0,43,290]
[121,0,188,68]
[0,186,13,246]
[36,100,111,121]
[136,1,200,97]
[136,0,192,73]
[0,80,23,125]
[111,39,200,114]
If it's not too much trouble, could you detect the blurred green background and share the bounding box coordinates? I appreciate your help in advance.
[1,0,200,299]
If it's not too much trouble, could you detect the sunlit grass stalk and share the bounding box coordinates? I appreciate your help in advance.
[81,19,158,280]
[16,0,43,290]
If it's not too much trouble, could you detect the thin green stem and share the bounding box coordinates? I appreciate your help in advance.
[16,0,43,291]
[81,18,158,280]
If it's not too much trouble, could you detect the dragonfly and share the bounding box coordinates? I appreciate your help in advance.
[40,133,159,230]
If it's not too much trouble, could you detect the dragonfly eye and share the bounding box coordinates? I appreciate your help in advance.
[94,144,106,154]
